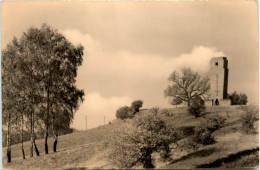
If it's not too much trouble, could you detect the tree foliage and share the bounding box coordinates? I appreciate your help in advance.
[110,112,177,168]
[170,97,183,107]
[188,94,205,118]
[228,91,248,105]
[164,68,210,106]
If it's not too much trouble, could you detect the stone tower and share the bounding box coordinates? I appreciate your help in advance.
[209,57,230,105]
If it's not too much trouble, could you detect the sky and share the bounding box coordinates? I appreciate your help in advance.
[1,1,258,130]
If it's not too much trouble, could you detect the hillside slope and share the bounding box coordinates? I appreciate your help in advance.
[3,106,259,169]
[3,120,124,169]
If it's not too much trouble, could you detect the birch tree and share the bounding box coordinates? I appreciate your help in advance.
[2,38,22,162]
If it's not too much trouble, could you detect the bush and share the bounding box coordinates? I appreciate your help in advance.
[188,94,205,118]
[190,115,226,147]
[204,114,226,133]
[229,91,248,105]
[109,112,177,168]
[193,128,214,145]
[240,105,258,134]
[131,100,143,114]
[116,106,133,119]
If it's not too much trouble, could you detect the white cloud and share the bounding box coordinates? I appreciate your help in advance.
[71,92,132,130]
[114,46,225,79]
[62,29,225,82]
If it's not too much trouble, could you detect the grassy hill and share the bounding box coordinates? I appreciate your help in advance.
[3,106,259,169]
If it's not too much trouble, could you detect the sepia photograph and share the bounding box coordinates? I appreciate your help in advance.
[1,0,259,169]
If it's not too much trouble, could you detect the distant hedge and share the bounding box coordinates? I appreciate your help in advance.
[228,91,248,105]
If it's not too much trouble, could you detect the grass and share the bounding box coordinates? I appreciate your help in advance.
[163,106,259,169]
[2,105,259,169]
[163,133,258,169]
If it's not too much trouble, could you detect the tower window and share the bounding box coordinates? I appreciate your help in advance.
[215,62,218,66]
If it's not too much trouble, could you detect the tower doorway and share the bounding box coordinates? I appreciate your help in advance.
[215,99,219,105]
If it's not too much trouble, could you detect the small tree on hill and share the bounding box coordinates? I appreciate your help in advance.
[110,112,177,168]
[164,68,210,106]
[188,94,205,118]
[131,100,143,114]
